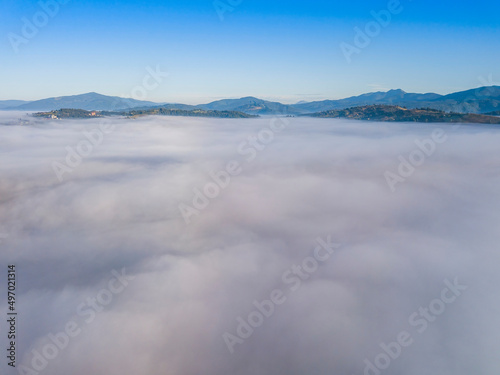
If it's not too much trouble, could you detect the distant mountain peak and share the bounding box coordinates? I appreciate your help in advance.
[387,89,406,94]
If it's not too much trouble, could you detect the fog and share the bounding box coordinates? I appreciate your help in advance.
[1,112,499,375]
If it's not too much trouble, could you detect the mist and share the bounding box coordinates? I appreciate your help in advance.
[1,112,499,375]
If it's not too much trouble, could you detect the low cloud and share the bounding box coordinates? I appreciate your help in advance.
[1,113,499,375]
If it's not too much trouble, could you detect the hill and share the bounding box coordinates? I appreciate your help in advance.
[7,92,162,111]
[198,88,500,115]
[422,86,500,113]
[306,105,500,124]
[126,108,257,118]
[32,107,257,119]
[198,96,299,115]
[293,89,442,113]
[485,110,500,116]
[33,109,103,119]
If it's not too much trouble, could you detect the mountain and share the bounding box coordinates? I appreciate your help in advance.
[290,87,500,114]
[0,100,31,109]
[198,97,300,115]
[3,87,500,115]
[485,110,500,116]
[421,86,500,113]
[306,105,500,124]
[292,89,443,113]
[4,92,162,111]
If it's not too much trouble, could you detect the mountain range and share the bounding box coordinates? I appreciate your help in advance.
[307,105,500,124]
[2,87,500,115]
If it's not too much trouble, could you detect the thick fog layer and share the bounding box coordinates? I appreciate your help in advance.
[1,113,499,375]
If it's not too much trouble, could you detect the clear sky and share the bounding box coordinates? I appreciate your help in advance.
[1,0,499,104]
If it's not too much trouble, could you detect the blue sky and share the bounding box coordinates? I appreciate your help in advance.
[0,0,499,104]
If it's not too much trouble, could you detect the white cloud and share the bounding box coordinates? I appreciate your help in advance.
[1,113,500,375]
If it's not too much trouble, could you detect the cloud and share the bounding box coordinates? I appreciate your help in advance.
[1,113,499,375]
[367,83,391,92]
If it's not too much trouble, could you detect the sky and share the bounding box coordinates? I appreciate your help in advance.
[1,113,500,374]
[0,0,499,104]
